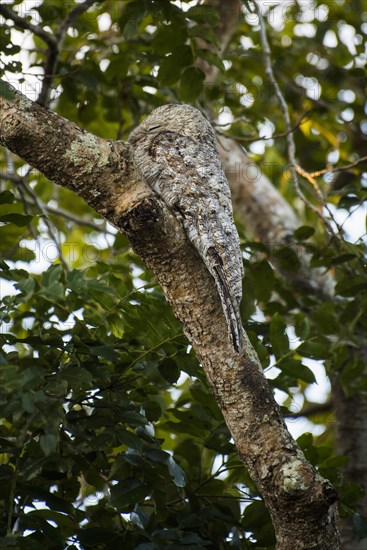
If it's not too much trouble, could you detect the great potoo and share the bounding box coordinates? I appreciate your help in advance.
[129,104,244,352]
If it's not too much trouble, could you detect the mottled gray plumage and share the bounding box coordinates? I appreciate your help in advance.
[129,104,243,352]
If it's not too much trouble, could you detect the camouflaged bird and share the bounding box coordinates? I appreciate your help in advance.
[129,104,243,352]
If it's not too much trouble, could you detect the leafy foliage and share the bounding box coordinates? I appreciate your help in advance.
[1,0,367,547]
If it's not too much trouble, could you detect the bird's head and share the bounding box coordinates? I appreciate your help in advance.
[128,104,215,145]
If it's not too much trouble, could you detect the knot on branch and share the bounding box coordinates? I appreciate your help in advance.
[322,480,339,506]
[118,196,162,235]
[280,459,315,497]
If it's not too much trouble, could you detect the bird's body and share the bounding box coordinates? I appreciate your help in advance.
[129,104,243,352]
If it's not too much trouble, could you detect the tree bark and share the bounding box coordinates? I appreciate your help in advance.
[0,86,340,548]
[333,359,367,550]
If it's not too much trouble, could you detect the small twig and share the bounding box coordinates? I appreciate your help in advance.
[46,204,111,232]
[310,155,367,178]
[36,200,111,232]
[253,1,337,236]
[8,172,69,270]
[37,0,98,106]
[0,5,57,48]
[295,166,346,235]
[253,4,298,182]
[7,454,20,536]
[285,400,333,419]
[217,110,313,144]
[295,165,325,205]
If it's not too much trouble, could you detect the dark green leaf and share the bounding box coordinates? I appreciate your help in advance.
[158,358,181,384]
[270,313,289,359]
[0,80,15,100]
[353,513,367,541]
[0,213,33,226]
[110,479,150,510]
[158,46,193,85]
[186,5,219,24]
[297,341,331,360]
[294,226,315,240]
[152,24,187,54]
[279,358,316,384]
[180,66,205,101]
[0,191,15,205]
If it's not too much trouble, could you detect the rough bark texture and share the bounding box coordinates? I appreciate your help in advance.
[333,360,367,550]
[0,87,341,549]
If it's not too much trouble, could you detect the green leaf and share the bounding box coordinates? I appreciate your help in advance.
[158,358,181,384]
[152,24,187,54]
[273,246,301,271]
[0,213,33,226]
[336,276,367,297]
[279,358,316,384]
[88,344,119,362]
[251,261,274,302]
[188,25,220,46]
[297,341,331,360]
[167,455,186,487]
[180,66,205,101]
[270,313,289,359]
[294,226,315,240]
[116,428,142,451]
[40,433,59,456]
[196,49,225,72]
[186,5,219,25]
[331,253,357,266]
[158,45,193,85]
[145,448,186,487]
[0,191,15,205]
[0,80,15,100]
[110,479,150,510]
[143,400,161,422]
[77,528,120,547]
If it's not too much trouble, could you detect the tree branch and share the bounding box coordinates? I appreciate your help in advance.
[285,401,333,419]
[1,170,111,232]
[310,155,367,178]
[37,0,98,106]
[0,4,57,49]
[216,109,313,143]
[253,1,339,237]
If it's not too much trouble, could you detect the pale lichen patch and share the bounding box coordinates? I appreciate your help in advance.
[281,458,309,493]
[18,96,33,111]
[65,134,109,173]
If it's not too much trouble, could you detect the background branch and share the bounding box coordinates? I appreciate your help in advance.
[0,4,57,48]
[38,0,99,106]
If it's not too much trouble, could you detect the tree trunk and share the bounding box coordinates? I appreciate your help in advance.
[333,360,367,550]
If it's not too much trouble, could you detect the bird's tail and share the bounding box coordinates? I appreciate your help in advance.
[208,247,243,353]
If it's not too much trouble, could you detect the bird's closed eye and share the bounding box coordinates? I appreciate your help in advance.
[148,124,161,132]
